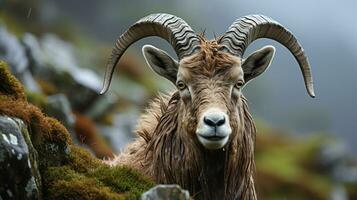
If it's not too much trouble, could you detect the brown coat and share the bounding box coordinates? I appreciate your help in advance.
[108,91,257,200]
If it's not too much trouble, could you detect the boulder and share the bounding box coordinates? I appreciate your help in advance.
[45,94,75,134]
[98,110,139,152]
[0,25,39,91]
[37,34,102,111]
[21,33,46,75]
[141,185,190,200]
[0,116,41,199]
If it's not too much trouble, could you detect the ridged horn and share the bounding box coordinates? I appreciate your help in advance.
[220,15,315,98]
[100,13,201,94]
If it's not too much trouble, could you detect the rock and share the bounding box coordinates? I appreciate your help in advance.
[21,33,46,74]
[141,185,190,200]
[330,184,348,200]
[85,93,119,120]
[36,64,100,112]
[40,34,102,92]
[45,94,75,131]
[22,32,103,111]
[0,115,41,199]
[44,94,78,144]
[23,32,149,111]
[0,25,39,91]
[318,142,347,171]
[98,109,139,152]
[31,34,102,111]
[316,142,357,183]
[0,26,28,76]
[108,74,148,106]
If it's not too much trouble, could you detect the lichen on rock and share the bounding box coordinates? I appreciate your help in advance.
[0,115,41,199]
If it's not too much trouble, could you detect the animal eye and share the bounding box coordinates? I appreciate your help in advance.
[176,81,186,90]
[235,81,244,89]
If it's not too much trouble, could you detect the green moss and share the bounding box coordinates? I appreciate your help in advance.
[0,96,71,146]
[93,166,154,199]
[0,61,25,100]
[26,90,48,109]
[69,145,154,198]
[68,145,103,173]
[44,117,71,144]
[44,145,154,200]
[44,167,124,200]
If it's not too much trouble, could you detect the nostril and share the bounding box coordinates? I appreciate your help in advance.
[216,117,225,126]
[203,115,226,127]
[204,116,216,127]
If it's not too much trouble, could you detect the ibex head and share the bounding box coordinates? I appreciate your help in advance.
[100,13,315,150]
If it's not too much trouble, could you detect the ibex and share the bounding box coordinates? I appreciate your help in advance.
[100,13,315,200]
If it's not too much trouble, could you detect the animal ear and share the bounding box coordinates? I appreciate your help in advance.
[242,45,275,83]
[142,44,179,83]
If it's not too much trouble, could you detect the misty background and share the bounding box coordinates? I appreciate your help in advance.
[1,0,356,199]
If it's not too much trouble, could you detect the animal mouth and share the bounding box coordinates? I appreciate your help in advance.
[197,133,229,150]
[199,135,226,141]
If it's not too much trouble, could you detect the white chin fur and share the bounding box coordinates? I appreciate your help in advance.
[197,135,229,150]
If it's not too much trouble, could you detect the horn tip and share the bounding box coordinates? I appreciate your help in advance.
[100,87,108,95]
[308,89,315,98]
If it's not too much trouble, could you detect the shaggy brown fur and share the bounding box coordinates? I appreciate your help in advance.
[108,38,257,200]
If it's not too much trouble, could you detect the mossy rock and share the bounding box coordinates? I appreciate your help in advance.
[0,116,41,199]
[45,166,124,200]
[0,61,154,199]
[44,146,154,200]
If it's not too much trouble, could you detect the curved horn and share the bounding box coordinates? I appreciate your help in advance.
[220,15,315,98]
[100,13,201,94]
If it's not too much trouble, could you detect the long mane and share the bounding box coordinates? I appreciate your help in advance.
[140,92,257,200]
[224,96,257,200]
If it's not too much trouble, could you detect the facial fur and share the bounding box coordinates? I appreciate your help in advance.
[176,39,245,150]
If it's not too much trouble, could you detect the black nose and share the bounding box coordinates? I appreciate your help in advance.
[204,115,226,127]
